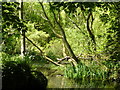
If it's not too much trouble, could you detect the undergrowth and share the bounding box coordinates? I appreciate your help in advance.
[64,60,119,81]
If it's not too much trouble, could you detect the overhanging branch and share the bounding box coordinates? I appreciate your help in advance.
[25,36,43,54]
[38,2,62,38]
[24,35,63,66]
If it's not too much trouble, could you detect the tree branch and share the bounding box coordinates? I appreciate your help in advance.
[67,16,85,35]
[38,2,62,38]
[25,35,63,66]
[87,12,96,47]
[49,2,79,63]
[25,35,43,54]
[90,13,94,30]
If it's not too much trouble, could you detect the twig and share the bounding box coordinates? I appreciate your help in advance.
[68,17,85,35]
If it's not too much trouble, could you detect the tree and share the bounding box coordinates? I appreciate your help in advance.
[39,2,79,64]
[104,2,120,64]
[2,2,20,54]
[19,0,26,56]
[2,2,26,55]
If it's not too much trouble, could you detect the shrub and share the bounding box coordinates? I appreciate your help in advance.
[65,61,108,81]
[2,54,48,90]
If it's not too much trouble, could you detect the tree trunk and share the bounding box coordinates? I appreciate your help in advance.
[39,2,79,64]
[62,43,67,57]
[60,26,79,63]
[87,12,96,51]
[49,3,79,63]
[19,0,25,56]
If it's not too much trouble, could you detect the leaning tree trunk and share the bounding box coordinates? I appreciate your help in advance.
[57,22,79,63]
[39,2,79,63]
[49,3,79,63]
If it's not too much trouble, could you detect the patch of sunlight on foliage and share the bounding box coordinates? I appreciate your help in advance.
[29,31,49,40]
[93,12,111,53]
[65,27,89,55]
[25,22,50,52]
[1,52,31,65]
[25,22,36,32]
[45,38,63,59]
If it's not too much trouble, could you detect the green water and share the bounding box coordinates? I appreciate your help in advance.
[38,67,120,88]
[47,75,118,88]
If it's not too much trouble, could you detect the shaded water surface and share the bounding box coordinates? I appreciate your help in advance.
[36,65,120,88]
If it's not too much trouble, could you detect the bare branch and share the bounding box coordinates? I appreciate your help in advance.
[90,13,94,30]
[44,56,64,67]
[87,12,96,46]
[38,2,62,38]
[57,56,71,64]
[25,35,43,54]
[25,35,63,66]
[67,16,85,35]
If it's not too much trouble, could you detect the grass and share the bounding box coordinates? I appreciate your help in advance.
[64,59,116,81]
[1,52,119,84]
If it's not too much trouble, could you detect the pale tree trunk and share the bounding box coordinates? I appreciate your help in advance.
[19,0,25,56]
[62,43,67,57]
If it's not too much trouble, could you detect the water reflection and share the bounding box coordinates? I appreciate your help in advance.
[38,67,119,88]
[47,75,118,88]
[47,76,77,88]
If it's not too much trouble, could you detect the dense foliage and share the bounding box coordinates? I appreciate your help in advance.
[1,1,120,88]
[2,2,27,54]
[2,53,48,89]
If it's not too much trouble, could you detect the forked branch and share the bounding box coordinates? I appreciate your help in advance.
[49,2,79,63]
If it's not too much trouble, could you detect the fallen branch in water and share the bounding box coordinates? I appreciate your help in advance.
[56,54,95,64]
[57,56,71,64]
[57,56,77,70]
